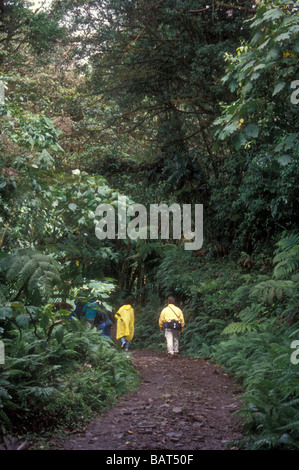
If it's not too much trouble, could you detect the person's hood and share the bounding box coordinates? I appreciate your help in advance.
[123,304,131,309]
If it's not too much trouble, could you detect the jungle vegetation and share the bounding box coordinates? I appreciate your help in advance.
[0,0,298,449]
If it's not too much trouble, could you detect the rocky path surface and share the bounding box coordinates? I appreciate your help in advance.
[51,350,243,451]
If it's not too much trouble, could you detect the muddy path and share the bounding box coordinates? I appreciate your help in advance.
[51,350,243,451]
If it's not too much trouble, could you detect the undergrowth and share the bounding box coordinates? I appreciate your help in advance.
[0,316,139,440]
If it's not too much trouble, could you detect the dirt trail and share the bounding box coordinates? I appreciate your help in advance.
[51,350,243,451]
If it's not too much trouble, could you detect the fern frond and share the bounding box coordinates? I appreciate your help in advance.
[6,256,27,283]
[22,386,56,399]
[274,247,299,280]
[239,304,264,323]
[251,279,295,302]
[0,250,61,303]
[275,233,299,254]
[221,320,261,335]
[273,233,299,279]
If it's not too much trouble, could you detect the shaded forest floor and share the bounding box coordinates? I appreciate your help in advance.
[50,350,244,451]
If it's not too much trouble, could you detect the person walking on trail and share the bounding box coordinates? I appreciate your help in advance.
[82,298,98,328]
[159,297,185,358]
[115,298,135,351]
[94,301,114,338]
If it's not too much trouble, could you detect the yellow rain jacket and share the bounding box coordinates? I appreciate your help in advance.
[159,304,185,330]
[115,304,135,342]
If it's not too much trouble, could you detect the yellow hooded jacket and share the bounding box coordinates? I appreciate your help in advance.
[159,304,185,330]
[115,304,135,342]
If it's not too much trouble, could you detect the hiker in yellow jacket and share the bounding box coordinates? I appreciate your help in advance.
[115,298,135,351]
[159,296,185,358]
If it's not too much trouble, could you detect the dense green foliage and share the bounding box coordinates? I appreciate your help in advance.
[0,0,298,450]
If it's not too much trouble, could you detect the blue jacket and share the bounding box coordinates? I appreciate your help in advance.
[82,301,98,320]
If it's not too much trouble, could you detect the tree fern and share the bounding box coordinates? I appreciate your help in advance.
[254,233,298,300]
[221,320,260,335]
[221,301,267,335]
[274,233,299,256]
[251,279,296,302]
[222,232,299,336]
[214,317,299,450]
[273,243,299,280]
[0,250,61,304]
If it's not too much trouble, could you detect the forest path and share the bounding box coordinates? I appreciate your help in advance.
[51,350,243,451]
